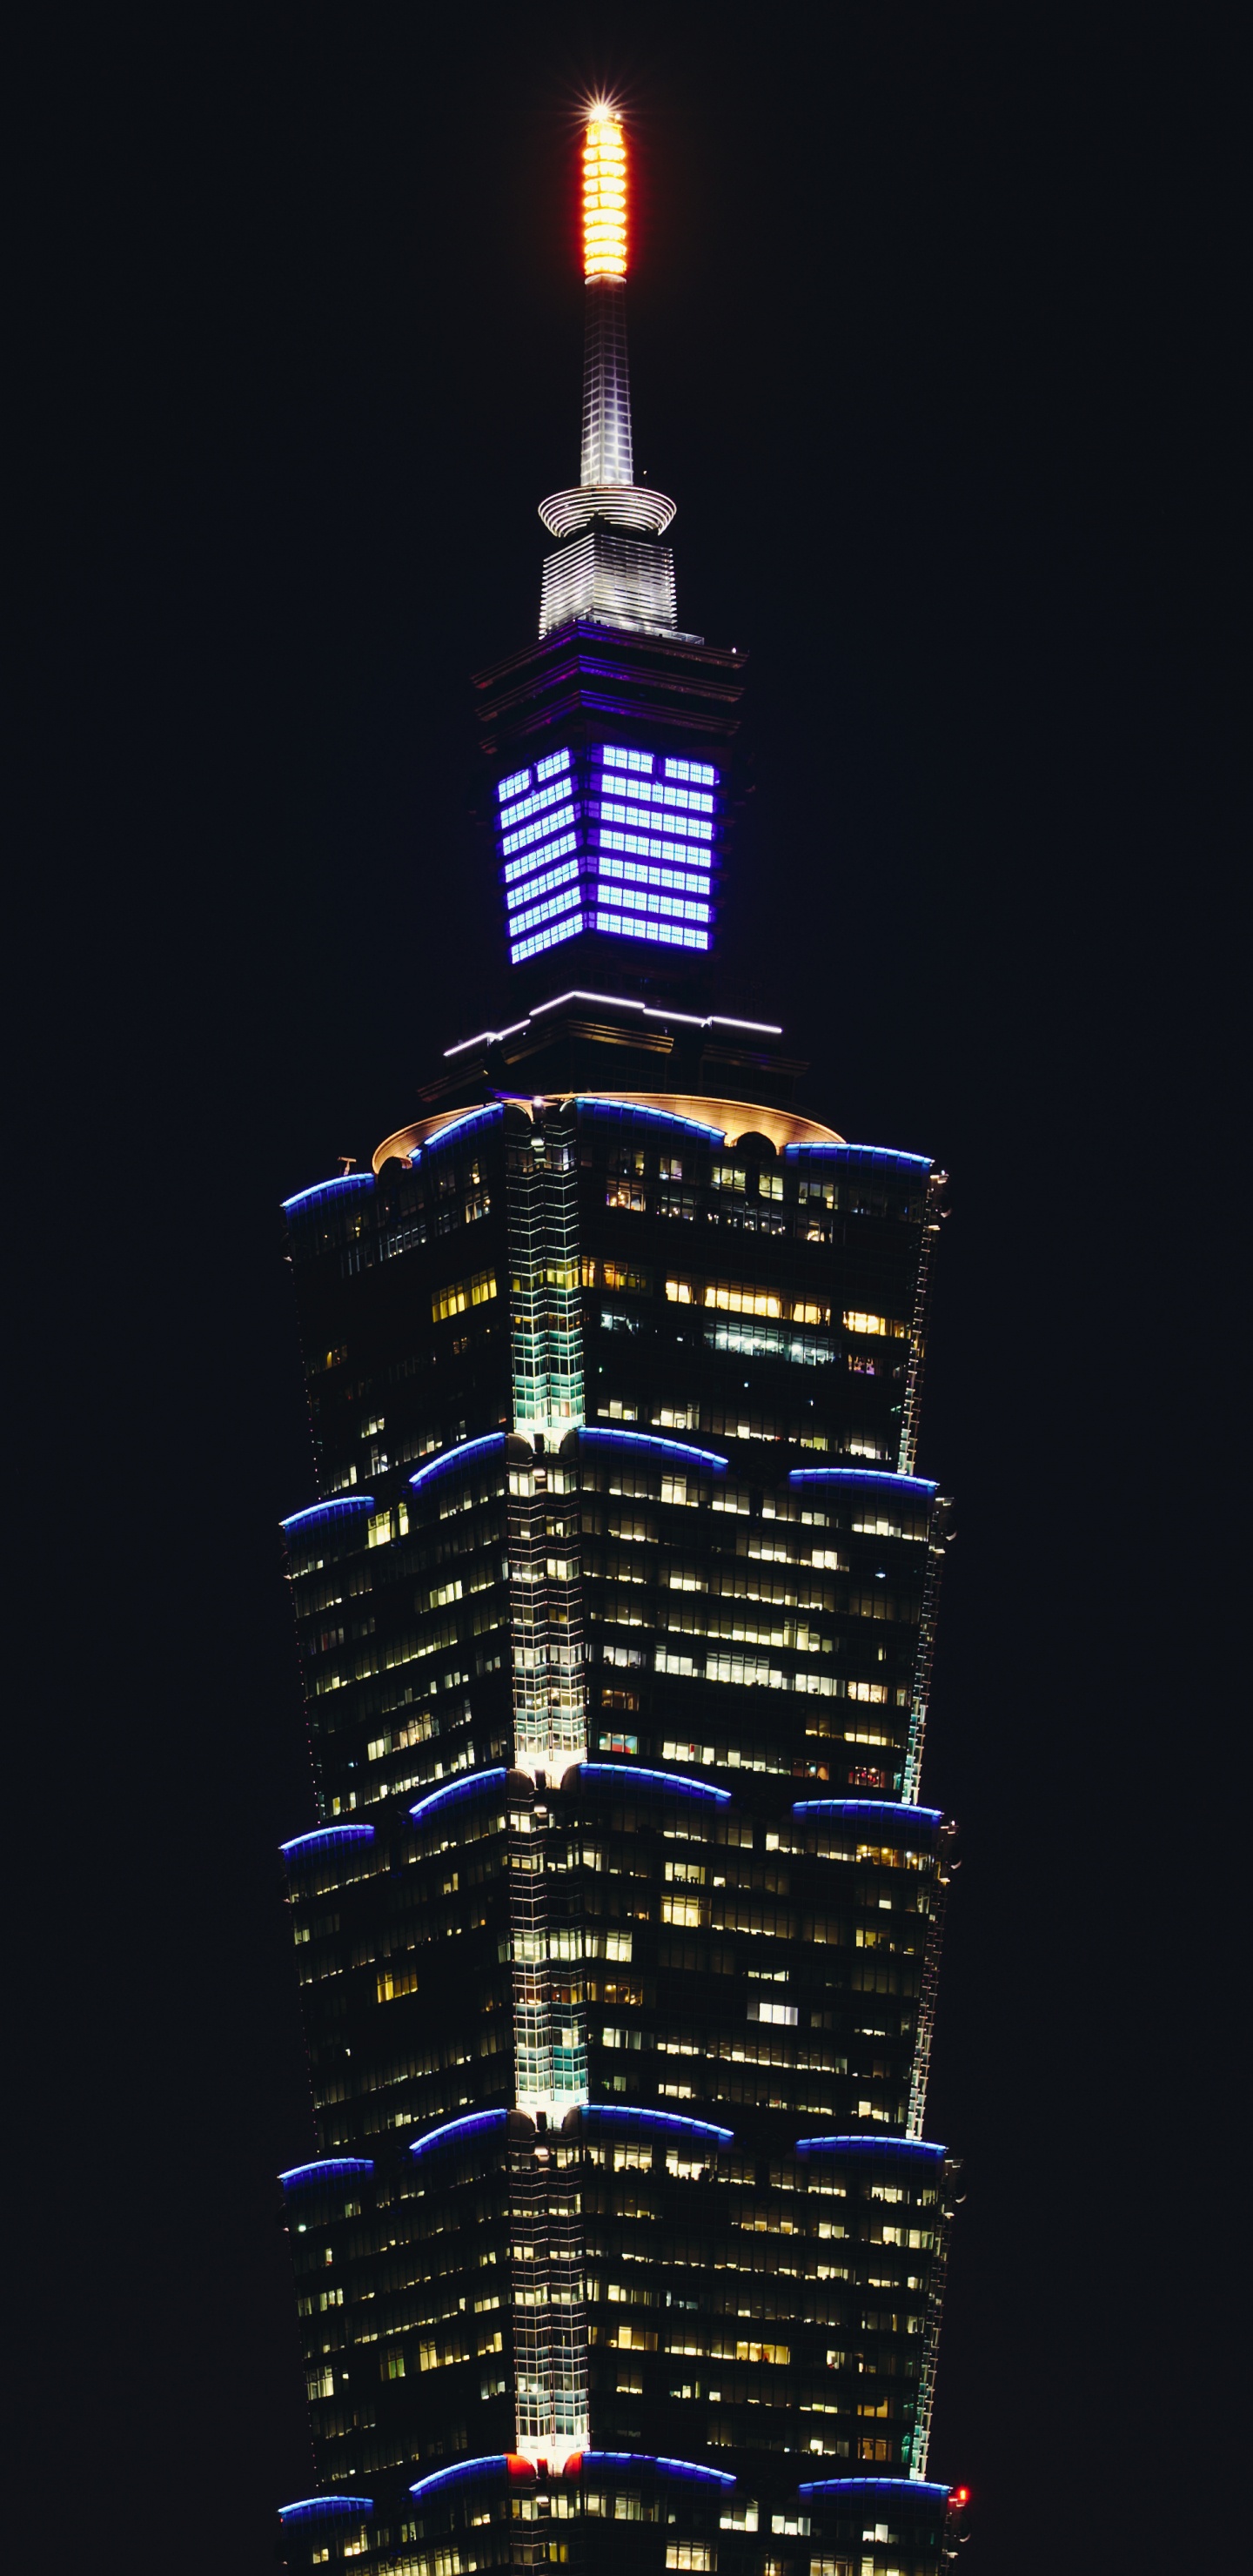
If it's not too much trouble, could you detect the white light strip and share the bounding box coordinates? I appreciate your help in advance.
[444,998,785,1058]
[528,990,783,1035]
[443,1020,531,1058]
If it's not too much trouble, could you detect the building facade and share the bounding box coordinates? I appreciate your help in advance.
[274,107,968,2576]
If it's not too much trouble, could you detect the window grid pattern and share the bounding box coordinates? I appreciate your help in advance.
[494,744,721,963]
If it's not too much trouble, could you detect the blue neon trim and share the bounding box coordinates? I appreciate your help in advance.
[580,2454,735,2489]
[282,1173,376,1212]
[280,1498,375,1533]
[410,2457,513,2502]
[278,2496,375,2522]
[794,2136,947,2159]
[280,1824,376,1860]
[582,1428,728,1472]
[410,2110,508,2159]
[575,1098,728,1144]
[425,1104,504,1152]
[798,2479,951,2500]
[578,1762,731,1806]
[787,1469,938,1496]
[792,1801,942,1827]
[582,2106,734,2145]
[410,1768,508,1827]
[410,1433,506,1493]
[781,1144,932,1172]
[278,2157,374,2189]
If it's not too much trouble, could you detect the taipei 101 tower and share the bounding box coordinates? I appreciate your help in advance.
[271,104,971,2576]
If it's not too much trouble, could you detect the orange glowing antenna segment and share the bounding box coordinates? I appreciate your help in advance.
[582,106,628,279]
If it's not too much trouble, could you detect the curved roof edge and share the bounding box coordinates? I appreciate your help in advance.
[580,2105,733,2144]
[410,1432,506,1493]
[794,2134,947,2159]
[374,1090,843,1173]
[579,2453,734,2487]
[576,1762,730,1806]
[410,1768,509,1828]
[798,2478,952,2500]
[280,1824,376,1861]
[280,1496,375,1534]
[278,2157,374,2190]
[278,2495,375,2522]
[282,1172,375,1214]
[792,1800,943,1827]
[787,1469,938,1496]
[410,2110,508,2159]
[410,2457,530,2502]
[580,1427,727,1472]
[782,1142,931,1171]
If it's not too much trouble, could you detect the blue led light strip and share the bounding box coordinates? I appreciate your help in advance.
[410,2457,517,2503]
[791,1801,943,1827]
[410,1768,509,1827]
[578,1762,731,1807]
[425,1104,505,1152]
[278,2157,375,2188]
[281,1172,375,1213]
[280,1498,375,1533]
[787,1469,938,1496]
[793,2135,947,2159]
[781,1144,933,1171]
[280,1824,376,1859]
[278,2497,376,2522]
[575,1100,727,1144]
[798,2479,952,2501]
[410,1432,506,1493]
[578,2453,735,2488]
[410,2110,508,2159]
[581,2106,734,2144]
[581,1427,727,1471]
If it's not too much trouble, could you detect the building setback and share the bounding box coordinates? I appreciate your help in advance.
[274,104,969,2576]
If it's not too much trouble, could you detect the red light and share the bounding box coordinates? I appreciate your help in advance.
[506,2456,537,2481]
[562,2453,584,2479]
[951,2486,970,2506]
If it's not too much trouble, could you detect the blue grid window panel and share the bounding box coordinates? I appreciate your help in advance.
[594,911,710,950]
[511,914,586,963]
[494,740,723,963]
[503,831,579,886]
[506,860,583,916]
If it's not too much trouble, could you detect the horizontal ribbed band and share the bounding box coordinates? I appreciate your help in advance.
[539,484,677,538]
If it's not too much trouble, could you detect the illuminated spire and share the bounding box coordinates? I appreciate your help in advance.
[582,104,628,282]
[539,104,677,580]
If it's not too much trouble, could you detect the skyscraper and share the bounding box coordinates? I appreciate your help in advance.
[273,104,969,2576]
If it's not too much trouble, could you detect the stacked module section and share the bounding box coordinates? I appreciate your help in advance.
[277,1090,960,2558]
[278,2462,968,2576]
[496,746,723,963]
[278,1764,959,2485]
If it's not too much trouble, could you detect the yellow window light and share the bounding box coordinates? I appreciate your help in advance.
[583,108,629,278]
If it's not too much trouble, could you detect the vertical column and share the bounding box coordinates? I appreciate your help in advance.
[506,1107,586,1448]
[580,276,634,489]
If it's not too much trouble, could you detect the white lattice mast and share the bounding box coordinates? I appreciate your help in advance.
[539,104,690,640]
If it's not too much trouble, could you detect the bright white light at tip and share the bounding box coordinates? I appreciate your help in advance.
[583,104,627,280]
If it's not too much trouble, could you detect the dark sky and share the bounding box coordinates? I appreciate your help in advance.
[11,6,1242,2569]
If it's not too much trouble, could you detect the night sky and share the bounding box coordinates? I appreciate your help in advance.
[12,8,1241,2570]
